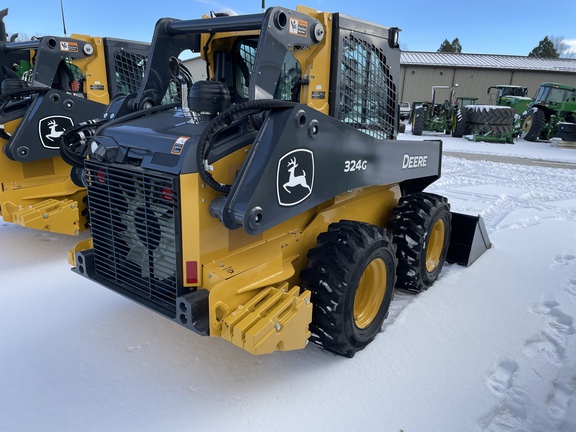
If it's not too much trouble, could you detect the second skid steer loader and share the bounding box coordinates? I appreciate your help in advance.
[0,9,150,235]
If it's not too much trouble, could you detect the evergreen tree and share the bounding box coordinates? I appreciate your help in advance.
[437,38,462,53]
[437,39,453,53]
[451,38,462,53]
[528,36,559,58]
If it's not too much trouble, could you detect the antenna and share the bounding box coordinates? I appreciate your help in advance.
[60,0,67,36]
[262,0,265,12]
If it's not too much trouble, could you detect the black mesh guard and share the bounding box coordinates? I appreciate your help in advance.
[337,34,397,140]
[103,39,151,98]
[85,160,182,317]
[113,50,148,96]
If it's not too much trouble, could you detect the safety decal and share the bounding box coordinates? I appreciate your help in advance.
[171,136,190,155]
[60,41,79,53]
[38,116,74,149]
[289,18,308,37]
[276,149,314,207]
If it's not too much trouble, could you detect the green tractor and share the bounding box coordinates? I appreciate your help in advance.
[411,85,457,135]
[487,85,531,116]
[521,82,576,141]
[449,96,476,134]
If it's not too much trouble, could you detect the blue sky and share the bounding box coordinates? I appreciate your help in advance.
[3,0,576,56]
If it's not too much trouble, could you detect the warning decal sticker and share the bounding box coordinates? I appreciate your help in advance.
[289,18,308,37]
[60,41,79,53]
[171,136,190,155]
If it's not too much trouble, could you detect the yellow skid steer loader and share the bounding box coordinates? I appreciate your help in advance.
[66,5,490,357]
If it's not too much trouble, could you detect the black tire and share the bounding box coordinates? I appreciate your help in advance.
[521,107,545,141]
[300,221,397,358]
[451,108,468,137]
[467,123,514,135]
[388,193,451,294]
[412,107,424,136]
[465,106,514,125]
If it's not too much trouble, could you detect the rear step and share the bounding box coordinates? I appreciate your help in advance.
[447,212,491,267]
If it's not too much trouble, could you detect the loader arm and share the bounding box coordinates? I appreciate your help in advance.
[210,103,441,234]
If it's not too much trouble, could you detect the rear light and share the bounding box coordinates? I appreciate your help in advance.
[161,186,173,202]
[186,261,198,284]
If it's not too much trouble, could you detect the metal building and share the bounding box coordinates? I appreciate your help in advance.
[184,51,576,109]
[399,52,576,106]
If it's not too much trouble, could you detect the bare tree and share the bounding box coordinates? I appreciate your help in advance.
[13,32,29,42]
[550,35,575,58]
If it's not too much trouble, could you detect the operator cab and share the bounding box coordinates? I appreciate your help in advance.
[211,36,302,104]
[533,83,576,104]
[499,86,527,98]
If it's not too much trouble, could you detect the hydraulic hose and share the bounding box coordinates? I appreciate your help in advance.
[59,118,107,168]
[59,102,180,168]
[196,99,297,193]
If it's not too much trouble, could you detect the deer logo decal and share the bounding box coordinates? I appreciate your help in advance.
[38,116,74,149]
[277,149,314,206]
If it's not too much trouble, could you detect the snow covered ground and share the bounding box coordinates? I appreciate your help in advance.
[1,127,576,432]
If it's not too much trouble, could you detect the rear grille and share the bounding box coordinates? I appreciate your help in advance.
[85,160,181,317]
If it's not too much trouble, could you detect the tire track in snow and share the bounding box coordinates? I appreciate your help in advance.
[429,158,576,234]
[380,290,416,333]
[480,256,576,431]
[426,156,576,430]
[433,157,576,431]
[480,191,576,233]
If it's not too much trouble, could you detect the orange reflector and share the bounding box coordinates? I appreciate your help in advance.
[186,261,198,284]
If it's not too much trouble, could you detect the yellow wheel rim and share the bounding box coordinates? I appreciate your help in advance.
[354,258,387,329]
[426,219,446,272]
[522,116,532,133]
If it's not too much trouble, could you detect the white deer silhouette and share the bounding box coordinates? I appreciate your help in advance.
[45,119,65,142]
[283,157,311,194]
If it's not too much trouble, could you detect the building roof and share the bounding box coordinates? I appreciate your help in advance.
[400,51,576,73]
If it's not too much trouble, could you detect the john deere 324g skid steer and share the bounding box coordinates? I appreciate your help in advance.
[66,5,490,357]
[0,9,150,235]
